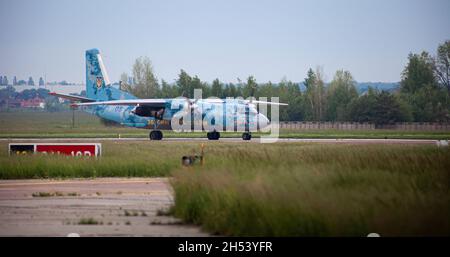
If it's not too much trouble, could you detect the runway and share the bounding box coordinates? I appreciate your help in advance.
[0,178,209,237]
[0,137,446,145]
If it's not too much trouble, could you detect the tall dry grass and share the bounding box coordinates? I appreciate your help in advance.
[171,144,450,236]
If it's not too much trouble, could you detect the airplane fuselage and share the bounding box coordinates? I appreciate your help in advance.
[85,98,270,132]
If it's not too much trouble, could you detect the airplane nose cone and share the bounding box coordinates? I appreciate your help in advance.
[258,113,270,129]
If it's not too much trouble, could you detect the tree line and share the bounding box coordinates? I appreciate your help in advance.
[119,41,449,124]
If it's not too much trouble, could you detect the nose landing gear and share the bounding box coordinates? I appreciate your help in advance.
[207,131,220,140]
[242,132,252,141]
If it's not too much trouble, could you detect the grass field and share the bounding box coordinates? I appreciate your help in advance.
[0,139,448,236]
[1,110,449,236]
[0,110,449,139]
[170,144,450,236]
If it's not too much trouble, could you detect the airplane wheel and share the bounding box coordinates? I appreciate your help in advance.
[150,130,163,140]
[207,131,220,140]
[242,132,252,141]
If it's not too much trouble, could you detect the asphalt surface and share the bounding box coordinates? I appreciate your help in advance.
[0,137,446,145]
[0,178,209,237]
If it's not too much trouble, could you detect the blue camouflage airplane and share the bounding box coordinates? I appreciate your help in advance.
[50,49,287,140]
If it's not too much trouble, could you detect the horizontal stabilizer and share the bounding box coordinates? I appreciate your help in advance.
[49,92,96,103]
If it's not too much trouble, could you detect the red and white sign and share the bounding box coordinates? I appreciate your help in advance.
[9,143,101,157]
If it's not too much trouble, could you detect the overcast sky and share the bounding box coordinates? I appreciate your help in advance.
[0,0,449,84]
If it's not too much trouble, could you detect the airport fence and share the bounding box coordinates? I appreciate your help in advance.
[279,121,450,131]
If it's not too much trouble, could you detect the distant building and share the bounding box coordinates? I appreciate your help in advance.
[28,77,35,86]
[20,97,45,108]
[0,99,21,109]
[13,76,17,85]
[39,77,45,86]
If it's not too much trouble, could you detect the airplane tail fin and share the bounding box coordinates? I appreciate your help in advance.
[85,49,136,101]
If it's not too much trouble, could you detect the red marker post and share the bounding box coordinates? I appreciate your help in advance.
[9,143,101,157]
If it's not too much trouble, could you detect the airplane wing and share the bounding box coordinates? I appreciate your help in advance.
[71,98,287,107]
[49,92,96,103]
[71,99,168,107]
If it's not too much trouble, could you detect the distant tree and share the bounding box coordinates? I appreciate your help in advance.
[242,76,258,98]
[211,78,223,98]
[400,51,448,121]
[223,83,238,97]
[256,81,274,99]
[27,77,34,86]
[373,91,412,125]
[303,67,326,121]
[191,75,208,97]
[176,69,193,97]
[13,76,17,85]
[326,70,358,121]
[131,56,159,98]
[44,96,66,112]
[0,86,16,100]
[39,77,44,86]
[349,87,378,122]
[277,79,303,121]
[401,52,436,95]
[160,79,176,98]
[349,88,412,124]
[434,40,450,94]
[17,89,36,100]
[119,72,133,92]
[37,88,50,98]
[17,80,27,85]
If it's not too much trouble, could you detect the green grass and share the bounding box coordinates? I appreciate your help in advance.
[170,144,450,236]
[0,131,448,236]
[0,141,200,179]
[0,110,448,139]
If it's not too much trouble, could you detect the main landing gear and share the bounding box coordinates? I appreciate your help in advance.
[149,130,163,140]
[207,131,220,140]
[242,132,252,141]
[149,119,163,140]
[206,131,252,140]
